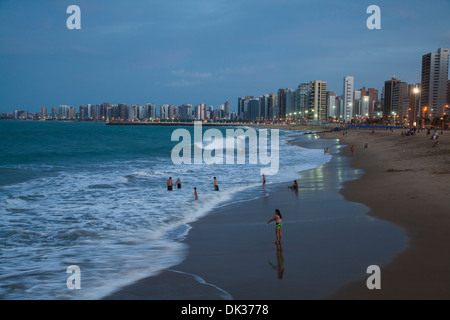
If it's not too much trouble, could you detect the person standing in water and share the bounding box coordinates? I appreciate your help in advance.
[262,174,266,189]
[176,178,181,189]
[194,187,198,200]
[267,209,283,244]
[214,177,219,191]
[167,177,173,191]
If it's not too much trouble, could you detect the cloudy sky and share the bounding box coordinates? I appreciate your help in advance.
[0,0,449,113]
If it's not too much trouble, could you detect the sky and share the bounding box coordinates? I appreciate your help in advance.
[0,0,449,113]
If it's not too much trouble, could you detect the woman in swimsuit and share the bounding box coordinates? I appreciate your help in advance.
[267,209,283,244]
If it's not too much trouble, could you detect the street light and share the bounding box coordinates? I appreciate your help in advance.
[412,87,420,127]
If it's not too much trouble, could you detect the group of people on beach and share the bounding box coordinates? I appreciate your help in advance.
[166,173,286,246]
[166,176,220,200]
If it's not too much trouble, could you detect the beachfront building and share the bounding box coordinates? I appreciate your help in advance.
[259,94,269,120]
[421,48,450,118]
[268,93,278,120]
[327,91,338,119]
[277,89,289,120]
[178,104,193,120]
[309,80,327,122]
[195,104,207,120]
[160,104,169,120]
[297,83,311,120]
[342,76,354,122]
[383,77,401,120]
[248,98,261,122]
[383,77,409,122]
[285,89,297,119]
[367,88,379,115]
[237,96,253,121]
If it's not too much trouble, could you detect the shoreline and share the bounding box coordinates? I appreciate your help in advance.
[103,132,406,300]
[322,128,450,299]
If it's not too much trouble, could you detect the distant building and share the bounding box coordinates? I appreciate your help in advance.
[195,104,207,120]
[147,103,156,119]
[160,105,169,120]
[421,48,449,118]
[343,76,354,121]
[41,107,47,119]
[225,101,229,116]
[248,98,261,122]
[285,89,297,117]
[168,105,178,120]
[118,104,128,120]
[383,77,401,119]
[178,104,193,120]
[297,83,311,119]
[308,80,327,121]
[277,89,289,120]
[268,93,278,120]
[14,110,27,120]
[327,91,337,119]
[367,88,379,115]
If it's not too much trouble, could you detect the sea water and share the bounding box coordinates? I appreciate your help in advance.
[0,121,329,299]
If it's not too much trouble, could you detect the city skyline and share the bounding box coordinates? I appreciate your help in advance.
[1,0,450,113]
[6,45,448,123]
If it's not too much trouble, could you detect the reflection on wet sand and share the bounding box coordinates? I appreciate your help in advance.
[269,244,284,280]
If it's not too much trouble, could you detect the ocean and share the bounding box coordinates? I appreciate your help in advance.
[0,121,330,299]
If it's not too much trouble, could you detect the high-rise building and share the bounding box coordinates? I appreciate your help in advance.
[367,88,379,115]
[118,104,128,120]
[343,76,354,121]
[195,104,207,120]
[51,107,58,119]
[41,107,47,119]
[225,101,229,116]
[237,96,253,121]
[179,104,192,120]
[69,106,76,119]
[268,93,278,120]
[327,91,337,119]
[145,103,156,119]
[383,77,401,119]
[285,89,297,118]
[259,94,269,120]
[392,81,408,119]
[421,48,449,118]
[248,98,261,122]
[277,89,289,120]
[58,105,70,119]
[309,81,327,121]
[160,105,169,120]
[297,83,311,119]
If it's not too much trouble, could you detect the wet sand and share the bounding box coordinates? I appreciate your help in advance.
[322,128,450,299]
